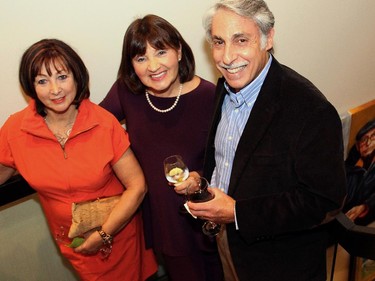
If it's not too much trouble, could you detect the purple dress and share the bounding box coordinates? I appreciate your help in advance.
[100,78,218,256]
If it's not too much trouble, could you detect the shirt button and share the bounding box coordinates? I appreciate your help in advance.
[225,162,229,167]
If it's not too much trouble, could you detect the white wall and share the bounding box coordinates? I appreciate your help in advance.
[1,0,375,126]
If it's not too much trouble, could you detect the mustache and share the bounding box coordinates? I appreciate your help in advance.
[218,62,248,70]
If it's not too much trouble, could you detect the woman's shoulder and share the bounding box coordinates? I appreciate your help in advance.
[106,79,134,97]
[196,76,215,89]
[3,102,33,127]
[1,103,36,140]
[82,99,119,122]
[198,76,215,88]
[186,76,215,95]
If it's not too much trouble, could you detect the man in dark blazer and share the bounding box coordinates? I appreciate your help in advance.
[187,0,347,280]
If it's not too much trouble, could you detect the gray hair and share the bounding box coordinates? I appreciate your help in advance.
[203,0,275,49]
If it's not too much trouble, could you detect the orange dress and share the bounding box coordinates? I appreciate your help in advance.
[0,99,157,281]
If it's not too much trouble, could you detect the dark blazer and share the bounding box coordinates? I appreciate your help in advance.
[204,57,347,281]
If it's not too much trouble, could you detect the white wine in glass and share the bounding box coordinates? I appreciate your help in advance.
[163,155,190,213]
[164,155,189,185]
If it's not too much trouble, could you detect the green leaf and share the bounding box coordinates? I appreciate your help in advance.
[68,237,85,248]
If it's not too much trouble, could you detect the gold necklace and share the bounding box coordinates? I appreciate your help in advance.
[145,84,183,113]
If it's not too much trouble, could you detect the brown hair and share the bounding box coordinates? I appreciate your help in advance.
[19,38,90,116]
[118,14,195,94]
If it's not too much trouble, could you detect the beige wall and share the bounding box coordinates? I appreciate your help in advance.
[1,0,375,126]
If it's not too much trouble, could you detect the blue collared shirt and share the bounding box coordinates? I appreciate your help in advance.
[211,55,272,228]
[211,55,272,194]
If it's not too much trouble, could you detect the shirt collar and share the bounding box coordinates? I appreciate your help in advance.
[224,54,273,108]
[20,99,98,139]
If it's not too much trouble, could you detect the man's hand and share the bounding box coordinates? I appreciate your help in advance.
[345,204,368,221]
[187,187,235,224]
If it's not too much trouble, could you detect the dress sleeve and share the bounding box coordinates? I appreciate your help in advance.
[0,120,15,168]
[100,80,126,122]
[110,117,131,165]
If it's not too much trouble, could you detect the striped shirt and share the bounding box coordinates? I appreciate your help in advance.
[211,55,272,194]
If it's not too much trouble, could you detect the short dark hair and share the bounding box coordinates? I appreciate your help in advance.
[356,119,375,141]
[118,14,195,95]
[19,38,90,117]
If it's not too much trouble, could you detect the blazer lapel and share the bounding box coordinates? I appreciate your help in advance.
[228,59,283,195]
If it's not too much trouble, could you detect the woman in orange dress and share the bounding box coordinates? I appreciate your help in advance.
[0,39,157,281]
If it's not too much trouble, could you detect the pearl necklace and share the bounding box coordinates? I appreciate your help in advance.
[145,84,183,113]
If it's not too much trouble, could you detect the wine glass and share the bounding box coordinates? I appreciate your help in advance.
[164,155,190,212]
[186,177,221,237]
[163,155,189,185]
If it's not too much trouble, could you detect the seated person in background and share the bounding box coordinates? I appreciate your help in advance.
[344,119,375,225]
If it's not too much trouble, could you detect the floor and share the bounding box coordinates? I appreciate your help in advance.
[148,245,351,281]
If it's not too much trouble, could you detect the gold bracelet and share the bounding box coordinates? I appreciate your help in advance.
[97,229,113,245]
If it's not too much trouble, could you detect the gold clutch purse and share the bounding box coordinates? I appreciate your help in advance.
[68,195,121,238]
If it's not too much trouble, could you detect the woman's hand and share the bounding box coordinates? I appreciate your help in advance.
[74,230,103,255]
[173,171,201,195]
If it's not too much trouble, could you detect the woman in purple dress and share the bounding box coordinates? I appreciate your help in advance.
[100,15,223,281]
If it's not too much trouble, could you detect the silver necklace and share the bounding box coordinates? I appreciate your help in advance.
[44,115,76,147]
[145,84,183,113]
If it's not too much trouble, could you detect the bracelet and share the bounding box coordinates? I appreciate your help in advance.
[97,229,113,245]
